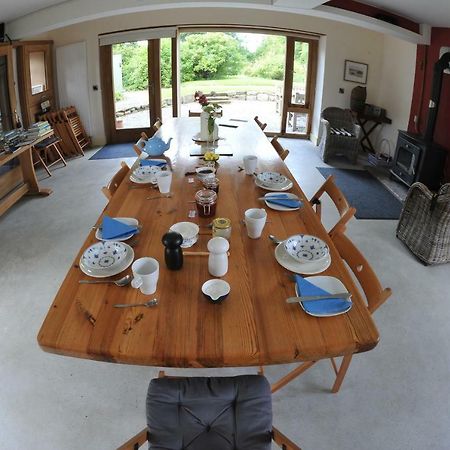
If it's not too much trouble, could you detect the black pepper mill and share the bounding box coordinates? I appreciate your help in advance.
[162,231,183,270]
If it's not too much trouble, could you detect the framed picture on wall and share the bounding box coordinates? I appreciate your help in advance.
[344,60,368,84]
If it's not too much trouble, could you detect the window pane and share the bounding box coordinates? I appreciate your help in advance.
[112,41,150,130]
[179,32,285,133]
[160,38,173,122]
[286,111,308,134]
[291,41,309,106]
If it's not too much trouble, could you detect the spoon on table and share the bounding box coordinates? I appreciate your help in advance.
[79,274,132,286]
[269,234,284,245]
[113,299,159,308]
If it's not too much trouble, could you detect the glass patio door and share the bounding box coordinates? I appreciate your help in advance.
[100,39,162,143]
[281,37,317,137]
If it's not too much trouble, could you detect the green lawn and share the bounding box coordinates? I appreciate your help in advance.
[161,76,284,100]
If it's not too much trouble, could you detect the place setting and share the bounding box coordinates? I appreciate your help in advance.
[260,193,302,211]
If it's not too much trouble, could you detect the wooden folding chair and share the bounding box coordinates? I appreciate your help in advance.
[32,135,67,177]
[309,175,356,235]
[101,161,130,200]
[254,115,267,131]
[271,136,290,161]
[327,225,392,392]
[61,106,90,155]
[117,373,302,450]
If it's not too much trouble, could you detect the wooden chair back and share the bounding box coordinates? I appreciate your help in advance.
[101,162,130,200]
[310,175,356,234]
[152,118,162,132]
[254,115,267,131]
[271,136,289,160]
[330,228,392,313]
[189,110,201,117]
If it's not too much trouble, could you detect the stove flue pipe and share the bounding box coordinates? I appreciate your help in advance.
[425,52,450,141]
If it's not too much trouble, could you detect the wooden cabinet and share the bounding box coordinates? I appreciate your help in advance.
[16,41,55,128]
[0,44,17,132]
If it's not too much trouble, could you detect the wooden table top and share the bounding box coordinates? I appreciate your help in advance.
[38,118,379,367]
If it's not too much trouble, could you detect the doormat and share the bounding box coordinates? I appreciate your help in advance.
[89,143,135,160]
[317,167,403,220]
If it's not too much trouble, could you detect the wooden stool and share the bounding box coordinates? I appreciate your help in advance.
[33,136,67,177]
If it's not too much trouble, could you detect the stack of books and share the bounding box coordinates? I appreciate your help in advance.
[21,121,52,145]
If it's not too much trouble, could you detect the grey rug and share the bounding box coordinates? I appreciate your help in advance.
[317,167,403,219]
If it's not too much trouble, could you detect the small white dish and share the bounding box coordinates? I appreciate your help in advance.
[130,166,161,184]
[169,222,200,248]
[201,279,231,303]
[95,217,139,241]
[255,176,293,192]
[264,193,301,211]
[256,172,287,188]
[274,242,331,275]
[294,276,352,317]
[79,242,134,278]
[284,234,329,263]
[192,133,221,143]
[196,166,216,180]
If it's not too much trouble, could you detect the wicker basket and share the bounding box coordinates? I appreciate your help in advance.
[396,182,450,265]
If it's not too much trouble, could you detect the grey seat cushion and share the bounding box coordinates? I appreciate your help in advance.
[146,375,273,450]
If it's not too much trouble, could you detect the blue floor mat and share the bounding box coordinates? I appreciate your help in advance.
[89,143,135,160]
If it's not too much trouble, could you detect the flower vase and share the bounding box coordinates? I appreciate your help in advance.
[200,110,219,142]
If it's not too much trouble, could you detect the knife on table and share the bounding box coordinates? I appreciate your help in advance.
[286,293,352,303]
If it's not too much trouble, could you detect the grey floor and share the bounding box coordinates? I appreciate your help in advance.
[1,140,449,450]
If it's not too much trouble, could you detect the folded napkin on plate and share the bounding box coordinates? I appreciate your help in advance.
[101,216,138,240]
[140,159,166,167]
[266,196,302,208]
[295,274,352,315]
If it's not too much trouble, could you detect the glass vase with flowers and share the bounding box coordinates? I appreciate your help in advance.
[194,91,222,145]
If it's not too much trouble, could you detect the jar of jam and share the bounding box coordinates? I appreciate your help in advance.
[202,177,220,193]
[212,218,231,240]
[195,189,217,217]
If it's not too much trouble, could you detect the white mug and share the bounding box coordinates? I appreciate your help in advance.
[244,208,267,239]
[243,155,258,175]
[156,171,172,194]
[131,257,159,294]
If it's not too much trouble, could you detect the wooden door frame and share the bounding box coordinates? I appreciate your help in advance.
[0,45,18,131]
[100,40,162,144]
[279,37,317,139]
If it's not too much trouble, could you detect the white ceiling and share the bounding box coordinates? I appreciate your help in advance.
[358,0,450,27]
[0,0,67,24]
[1,0,449,28]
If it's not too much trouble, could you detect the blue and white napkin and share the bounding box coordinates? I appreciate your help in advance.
[295,274,352,315]
[266,194,302,209]
[101,216,138,240]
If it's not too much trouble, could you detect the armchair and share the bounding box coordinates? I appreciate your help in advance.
[318,107,361,164]
[396,182,450,265]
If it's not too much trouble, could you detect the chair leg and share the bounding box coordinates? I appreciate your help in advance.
[272,426,302,450]
[54,143,67,166]
[331,354,353,393]
[116,427,149,450]
[33,148,52,177]
[271,361,316,394]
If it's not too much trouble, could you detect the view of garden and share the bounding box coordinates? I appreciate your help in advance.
[112,32,309,133]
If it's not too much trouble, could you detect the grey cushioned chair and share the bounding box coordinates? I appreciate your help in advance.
[117,375,301,450]
[396,182,450,265]
[318,107,361,164]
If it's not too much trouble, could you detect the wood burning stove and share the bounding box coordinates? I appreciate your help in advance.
[391,51,450,191]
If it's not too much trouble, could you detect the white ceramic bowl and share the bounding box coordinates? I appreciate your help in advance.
[284,234,329,263]
[201,279,231,303]
[169,222,200,248]
[256,171,287,188]
[196,166,216,180]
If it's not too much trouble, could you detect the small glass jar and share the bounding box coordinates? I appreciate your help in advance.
[195,189,217,217]
[202,176,220,193]
[212,218,232,240]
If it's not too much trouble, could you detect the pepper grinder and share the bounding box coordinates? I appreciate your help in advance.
[207,237,229,277]
[162,231,183,270]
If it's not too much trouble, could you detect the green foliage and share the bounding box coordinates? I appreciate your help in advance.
[245,35,285,80]
[160,39,172,88]
[113,42,148,91]
[180,33,245,82]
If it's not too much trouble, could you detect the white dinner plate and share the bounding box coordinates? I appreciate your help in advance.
[264,193,301,211]
[192,133,222,143]
[294,276,352,317]
[95,217,139,242]
[79,242,134,278]
[129,166,161,184]
[274,242,331,275]
[255,176,293,192]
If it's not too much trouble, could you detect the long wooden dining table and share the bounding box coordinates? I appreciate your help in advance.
[38,117,379,371]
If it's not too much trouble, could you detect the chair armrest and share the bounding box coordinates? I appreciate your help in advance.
[272,426,302,450]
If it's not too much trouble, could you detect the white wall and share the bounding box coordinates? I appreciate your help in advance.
[374,35,416,157]
[32,7,398,145]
